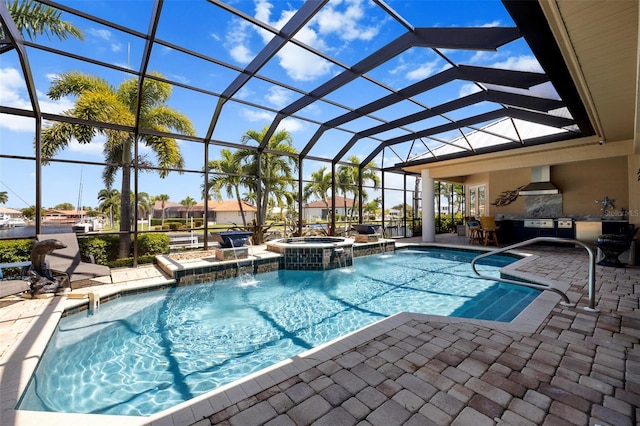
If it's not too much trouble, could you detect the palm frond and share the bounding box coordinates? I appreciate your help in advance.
[7,0,83,41]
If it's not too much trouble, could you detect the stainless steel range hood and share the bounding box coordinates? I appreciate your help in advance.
[518,165,560,195]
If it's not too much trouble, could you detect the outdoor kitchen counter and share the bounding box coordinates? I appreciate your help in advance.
[575,219,629,244]
[495,218,629,244]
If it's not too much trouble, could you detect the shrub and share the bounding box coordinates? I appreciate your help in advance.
[0,239,33,278]
[78,237,110,265]
[107,254,156,268]
[0,239,33,263]
[138,233,170,256]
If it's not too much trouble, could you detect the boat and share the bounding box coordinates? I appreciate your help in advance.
[8,218,26,227]
[72,218,94,233]
[0,214,26,228]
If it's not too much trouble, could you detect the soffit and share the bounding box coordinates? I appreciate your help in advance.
[547,0,638,144]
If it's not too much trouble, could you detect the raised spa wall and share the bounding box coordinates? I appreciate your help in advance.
[157,239,395,286]
[266,237,354,270]
[265,237,395,271]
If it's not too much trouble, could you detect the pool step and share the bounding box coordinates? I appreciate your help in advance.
[454,285,536,322]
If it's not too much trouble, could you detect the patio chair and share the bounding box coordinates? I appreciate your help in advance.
[479,216,499,246]
[36,233,112,284]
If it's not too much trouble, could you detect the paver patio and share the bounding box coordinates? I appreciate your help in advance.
[1,236,638,426]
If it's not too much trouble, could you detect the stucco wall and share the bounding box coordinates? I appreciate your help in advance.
[554,157,628,217]
[478,157,629,218]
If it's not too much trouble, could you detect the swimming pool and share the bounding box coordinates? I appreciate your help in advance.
[18,248,538,416]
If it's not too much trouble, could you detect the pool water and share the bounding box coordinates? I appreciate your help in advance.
[19,248,537,416]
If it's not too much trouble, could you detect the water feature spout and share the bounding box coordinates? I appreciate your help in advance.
[333,246,346,268]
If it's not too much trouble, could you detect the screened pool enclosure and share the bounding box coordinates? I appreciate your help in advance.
[0,0,591,263]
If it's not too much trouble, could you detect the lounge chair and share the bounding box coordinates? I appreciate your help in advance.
[36,233,112,284]
[0,279,31,299]
[0,261,32,298]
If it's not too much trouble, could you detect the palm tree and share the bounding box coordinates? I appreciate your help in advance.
[134,191,153,221]
[338,156,380,228]
[237,126,298,228]
[41,71,195,257]
[303,166,332,219]
[4,0,83,41]
[152,194,170,227]
[205,149,248,226]
[97,188,119,229]
[180,196,197,221]
[0,191,8,204]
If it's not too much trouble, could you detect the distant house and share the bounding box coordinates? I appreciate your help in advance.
[0,207,23,219]
[153,200,257,224]
[43,209,86,224]
[303,196,355,221]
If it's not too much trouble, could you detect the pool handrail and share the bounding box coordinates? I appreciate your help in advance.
[470,237,597,312]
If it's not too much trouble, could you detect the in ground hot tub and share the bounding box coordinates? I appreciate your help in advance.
[266,236,354,270]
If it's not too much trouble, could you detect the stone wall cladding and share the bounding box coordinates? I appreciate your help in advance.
[175,257,280,285]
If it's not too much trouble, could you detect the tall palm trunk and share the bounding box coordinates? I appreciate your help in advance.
[235,186,246,226]
[119,141,132,258]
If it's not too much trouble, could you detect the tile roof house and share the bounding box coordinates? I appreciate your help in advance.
[303,196,355,221]
[153,200,257,224]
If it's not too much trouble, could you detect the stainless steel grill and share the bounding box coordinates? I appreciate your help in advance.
[557,218,574,229]
[524,219,554,228]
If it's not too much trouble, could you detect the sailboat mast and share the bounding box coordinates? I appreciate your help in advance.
[77,168,83,216]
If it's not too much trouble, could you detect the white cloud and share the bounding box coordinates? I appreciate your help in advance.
[224,0,380,82]
[87,28,112,41]
[480,20,501,28]
[459,83,481,97]
[314,0,380,42]
[235,86,254,100]
[0,68,30,108]
[0,68,72,132]
[491,55,543,73]
[265,86,292,108]
[230,43,254,64]
[278,117,306,133]
[170,74,190,85]
[406,60,440,81]
[225,19,254,64]
[111,43,122,52]
[240,108,274,122]
[277,45,333,81]
[67,137,105,156]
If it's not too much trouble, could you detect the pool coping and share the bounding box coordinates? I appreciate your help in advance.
[2,244,569,426]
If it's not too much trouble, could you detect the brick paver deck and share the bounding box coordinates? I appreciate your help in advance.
[1,237,638,426]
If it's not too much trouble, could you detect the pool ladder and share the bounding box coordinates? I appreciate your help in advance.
[470,237,598,312]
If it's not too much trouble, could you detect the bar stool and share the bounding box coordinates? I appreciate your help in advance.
[480,216,499,246]
[467,219,483,245]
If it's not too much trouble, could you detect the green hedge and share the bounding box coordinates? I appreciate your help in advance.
[0,233,171,276]
[0,239,33,278]
[138,233,170,256]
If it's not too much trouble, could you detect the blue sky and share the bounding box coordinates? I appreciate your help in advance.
[0,0,550,210]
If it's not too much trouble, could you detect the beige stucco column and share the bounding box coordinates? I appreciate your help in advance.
[421,169,435,242]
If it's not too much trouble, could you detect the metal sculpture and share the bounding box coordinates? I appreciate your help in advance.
[491,186,525,206]
[29,239,69,294]
[595,196,615,214]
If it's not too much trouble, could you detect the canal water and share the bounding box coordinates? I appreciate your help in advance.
[0,225,75,239]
